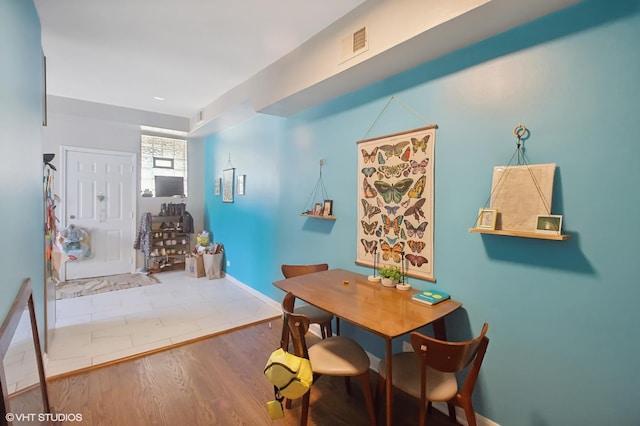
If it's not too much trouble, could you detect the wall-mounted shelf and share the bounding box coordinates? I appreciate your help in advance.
[469,125,571,242]
[300,158,336,219]
[468,228,570,241]
[300,213,336,220]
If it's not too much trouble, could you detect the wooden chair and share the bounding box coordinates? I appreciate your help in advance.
[281,292,376,426]
[376,323,489,426]
[281,263,337,338]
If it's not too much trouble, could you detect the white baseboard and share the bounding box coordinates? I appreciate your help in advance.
[430,402,500,426]
[224,273,325,338]
[223,273,281,311]
[228,273,499,426]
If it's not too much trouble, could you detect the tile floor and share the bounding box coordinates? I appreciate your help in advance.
[4,309,40,394]
[44,271,281,378]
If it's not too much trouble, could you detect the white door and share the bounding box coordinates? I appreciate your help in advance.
[62,147,136,280]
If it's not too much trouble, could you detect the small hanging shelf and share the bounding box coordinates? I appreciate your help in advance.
[469,124,570,241]
[468,228,570,240]
[300,159,336,220]
[300,213,336,220]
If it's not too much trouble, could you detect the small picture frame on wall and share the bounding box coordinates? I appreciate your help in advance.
[222,168,235,203]
[237,174,246,195]
[323,200,333,216]
[313,203,323,216]
[214,178,221,196]
[476,208,497,230]
[536,214,563,234]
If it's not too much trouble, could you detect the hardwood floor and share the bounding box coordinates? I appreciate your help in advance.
[47,318,456,425]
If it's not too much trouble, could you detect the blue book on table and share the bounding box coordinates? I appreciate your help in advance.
[412,289,451,305]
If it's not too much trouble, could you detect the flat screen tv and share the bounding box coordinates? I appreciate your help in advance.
[155,176,184,197]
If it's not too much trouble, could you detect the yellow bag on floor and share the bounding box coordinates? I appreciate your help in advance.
[264,348,313,400]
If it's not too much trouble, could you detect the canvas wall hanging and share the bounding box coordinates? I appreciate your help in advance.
[490,163,555,231]
[356,125,437,282]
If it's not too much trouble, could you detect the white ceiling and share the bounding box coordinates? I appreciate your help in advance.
[35,0,584,134]
[35,0,366,118]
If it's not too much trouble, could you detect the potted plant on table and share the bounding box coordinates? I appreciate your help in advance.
[379,265,402,287]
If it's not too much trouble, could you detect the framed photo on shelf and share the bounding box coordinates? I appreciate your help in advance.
[214,178,221,196]
[237,174,246,195]
[313,203,323,216]
[222,168,234,203]
[323,200,333,216]
[535,214,562,234]
[477,208,497,230]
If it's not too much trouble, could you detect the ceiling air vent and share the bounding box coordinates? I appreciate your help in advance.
[353,27,367,52]
[339,26,369,64]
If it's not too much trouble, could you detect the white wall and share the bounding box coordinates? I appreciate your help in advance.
[42,96,204,270]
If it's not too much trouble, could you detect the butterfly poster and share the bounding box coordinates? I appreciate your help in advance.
[356,126,437,282]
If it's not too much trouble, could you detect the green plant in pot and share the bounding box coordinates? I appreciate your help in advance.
[379,265,402,287]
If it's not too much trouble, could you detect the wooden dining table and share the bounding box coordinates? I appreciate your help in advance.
[273,268,462,426]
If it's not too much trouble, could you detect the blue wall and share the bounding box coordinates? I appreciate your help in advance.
[204,1,640,424]
[0,1,45,334]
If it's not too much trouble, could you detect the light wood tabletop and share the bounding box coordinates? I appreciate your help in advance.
[273,268,462,426]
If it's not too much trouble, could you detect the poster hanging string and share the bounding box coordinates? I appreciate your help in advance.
[360,96,430,141]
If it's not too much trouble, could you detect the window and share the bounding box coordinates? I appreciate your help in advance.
[141,133,187,197]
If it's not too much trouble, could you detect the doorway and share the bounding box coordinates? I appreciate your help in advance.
[61,146,137,280]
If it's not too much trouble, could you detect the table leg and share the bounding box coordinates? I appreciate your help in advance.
[385,338,392,426]
[432,318,448,341]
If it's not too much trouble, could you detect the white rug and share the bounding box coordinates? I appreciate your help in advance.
[56,273,160,300]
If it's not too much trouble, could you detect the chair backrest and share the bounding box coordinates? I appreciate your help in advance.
[410,323,489,374]
[281,292,311,358]
[281,263,329,278]
[407,324,488,425]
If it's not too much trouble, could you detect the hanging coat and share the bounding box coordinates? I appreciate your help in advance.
[134,212,152,256]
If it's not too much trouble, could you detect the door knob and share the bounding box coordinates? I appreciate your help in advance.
[70,215,76,219]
